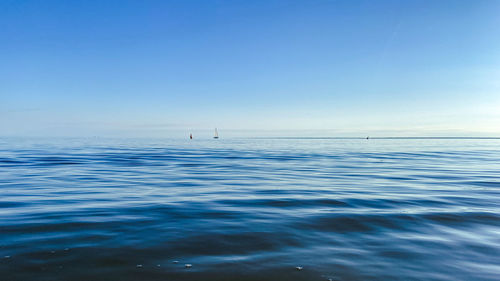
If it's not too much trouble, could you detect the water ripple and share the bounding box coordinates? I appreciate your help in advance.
[1,137,500,280]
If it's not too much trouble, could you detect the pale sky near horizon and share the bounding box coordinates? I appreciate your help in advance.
[1,0,499,138]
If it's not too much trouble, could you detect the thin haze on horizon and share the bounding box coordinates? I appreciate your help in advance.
[1,0,499,138]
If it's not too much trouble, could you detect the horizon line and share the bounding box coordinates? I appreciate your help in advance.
[1,136,500,140]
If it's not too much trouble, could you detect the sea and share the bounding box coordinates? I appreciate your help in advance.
[0,137,499,281]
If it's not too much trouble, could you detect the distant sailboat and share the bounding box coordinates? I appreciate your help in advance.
[214,128,219,139]
[190,133,193,139]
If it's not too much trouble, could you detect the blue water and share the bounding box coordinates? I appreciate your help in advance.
[1,137,499,281]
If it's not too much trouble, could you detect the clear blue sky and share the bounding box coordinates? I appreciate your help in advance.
[1,0,499,137]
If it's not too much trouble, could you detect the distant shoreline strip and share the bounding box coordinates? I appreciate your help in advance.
[250,137,500,140]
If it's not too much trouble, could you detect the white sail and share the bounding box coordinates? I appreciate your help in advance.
[214,128,219,139]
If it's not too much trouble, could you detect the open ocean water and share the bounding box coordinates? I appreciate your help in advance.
[0,137,499,281]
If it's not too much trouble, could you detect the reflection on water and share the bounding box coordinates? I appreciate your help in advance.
[0,137,499,280]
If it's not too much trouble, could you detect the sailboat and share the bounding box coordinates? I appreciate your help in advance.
[213,128,219,139]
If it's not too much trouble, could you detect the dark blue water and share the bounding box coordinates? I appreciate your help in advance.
[1,137,499,281]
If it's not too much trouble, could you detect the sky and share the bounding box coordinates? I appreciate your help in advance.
[1,0,499,138]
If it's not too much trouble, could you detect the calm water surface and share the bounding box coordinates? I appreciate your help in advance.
[1,137,499,281]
